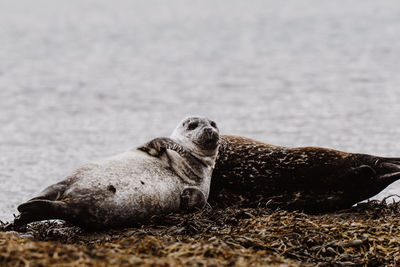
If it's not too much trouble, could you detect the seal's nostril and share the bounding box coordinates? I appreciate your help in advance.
[204,127,213,133]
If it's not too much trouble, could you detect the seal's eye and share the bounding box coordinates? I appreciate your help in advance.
[210,121,217,128]
[187,121,198,131]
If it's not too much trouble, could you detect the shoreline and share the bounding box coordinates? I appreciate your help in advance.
[1,201,400,266]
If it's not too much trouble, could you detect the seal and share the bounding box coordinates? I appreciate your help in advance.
[208,135,400,213]
[13,116,219,230]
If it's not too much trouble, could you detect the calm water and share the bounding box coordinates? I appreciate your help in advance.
[1,0,400,221]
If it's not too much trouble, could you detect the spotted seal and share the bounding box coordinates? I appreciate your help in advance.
[13,116,219,230]
[208,135,400,213]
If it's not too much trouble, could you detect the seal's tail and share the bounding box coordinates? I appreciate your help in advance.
[12,177,75,228]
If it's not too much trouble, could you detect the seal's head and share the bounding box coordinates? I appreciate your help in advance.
[170,116,219,155]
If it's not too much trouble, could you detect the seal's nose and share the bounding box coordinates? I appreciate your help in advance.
[198,126,219,150]
[203,127,219,142]
[204,127,213,134]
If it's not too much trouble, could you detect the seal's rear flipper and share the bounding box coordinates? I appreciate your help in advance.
[378,162,400,173]
[27,177,76,202]
[373,158,400,189]
[378,171,400,187]
[13,200,68,227]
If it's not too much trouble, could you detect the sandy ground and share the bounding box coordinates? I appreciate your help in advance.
[1,0,400,221]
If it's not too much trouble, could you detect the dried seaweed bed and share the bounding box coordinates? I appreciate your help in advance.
[1,201,400,266]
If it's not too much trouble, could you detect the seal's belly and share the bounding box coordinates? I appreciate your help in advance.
[64,150,183,222]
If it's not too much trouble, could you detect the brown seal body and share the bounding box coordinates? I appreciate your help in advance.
[210,135,400,213]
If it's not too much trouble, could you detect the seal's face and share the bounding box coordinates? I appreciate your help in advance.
[171,116,220,154]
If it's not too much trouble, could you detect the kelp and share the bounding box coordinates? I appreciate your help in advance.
[1,199,400,266]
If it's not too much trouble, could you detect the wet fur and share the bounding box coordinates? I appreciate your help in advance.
[14,118,219,230]
[210,135,400,213]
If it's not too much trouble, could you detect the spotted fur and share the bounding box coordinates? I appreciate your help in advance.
[210,135,400,213]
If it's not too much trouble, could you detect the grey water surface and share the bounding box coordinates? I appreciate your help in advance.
[1,0,400,221]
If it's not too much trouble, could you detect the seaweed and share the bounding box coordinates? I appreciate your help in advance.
[1,199,400,266]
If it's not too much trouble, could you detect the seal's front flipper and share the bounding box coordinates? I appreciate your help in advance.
[139,137,207,185]
[13,199,68,228]
[138,137,194,159]
[180,187,206,212]
[137,137,172,157]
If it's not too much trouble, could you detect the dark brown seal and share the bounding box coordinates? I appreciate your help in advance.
[209,135,400,213]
